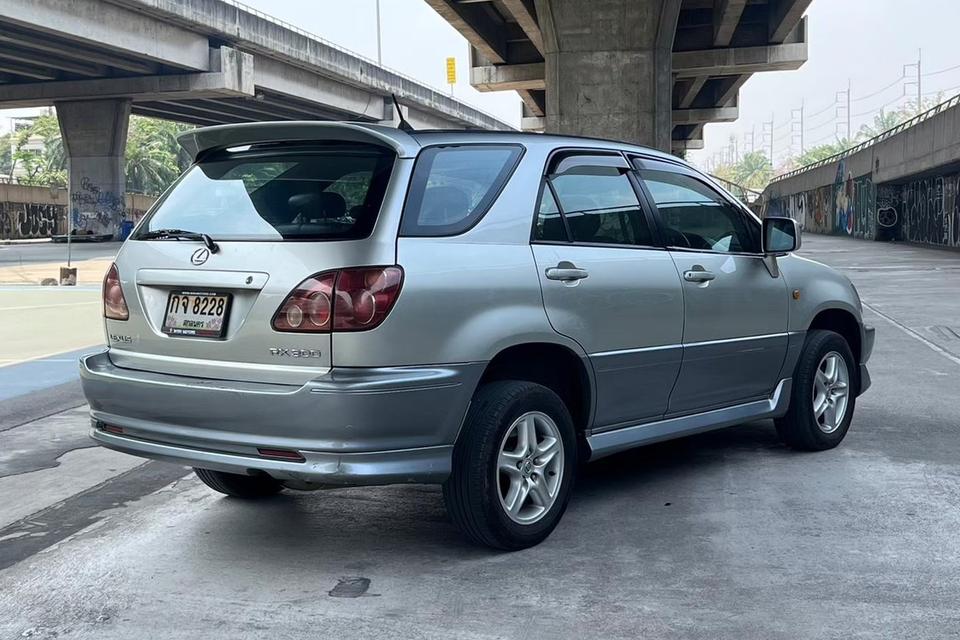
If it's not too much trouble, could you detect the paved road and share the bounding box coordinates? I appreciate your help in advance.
[2,235,960,639]
[0,241,122,266]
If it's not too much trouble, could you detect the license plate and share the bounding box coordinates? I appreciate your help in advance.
[162,290,232,338]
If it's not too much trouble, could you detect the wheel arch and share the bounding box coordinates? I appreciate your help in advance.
[474,341,595,436]
[808,307,862,363]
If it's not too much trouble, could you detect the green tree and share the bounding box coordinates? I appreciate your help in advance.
[856,108,908,141]
[10,114,66,187]
[124,116,192,194]
[795,138,855,168]
[731,151,772,190]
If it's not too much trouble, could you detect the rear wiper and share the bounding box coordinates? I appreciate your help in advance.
[139,228,219,253]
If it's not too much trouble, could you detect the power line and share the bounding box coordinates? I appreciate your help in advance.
[851,74,904,103]
[851,91,906,118]
[923,63,960,77]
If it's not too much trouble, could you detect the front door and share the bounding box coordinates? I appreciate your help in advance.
[531,151,684,428]
[637,164,789,415]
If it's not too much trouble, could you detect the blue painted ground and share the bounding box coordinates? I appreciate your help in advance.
[0,346,104,402]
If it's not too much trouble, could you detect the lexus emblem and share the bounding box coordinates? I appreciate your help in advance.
[190,247,210,266]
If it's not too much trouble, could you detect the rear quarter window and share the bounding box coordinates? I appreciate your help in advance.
[400,144,523,237]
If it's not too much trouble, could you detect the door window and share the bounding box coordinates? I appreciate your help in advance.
[534,164,653,246]
[641,170,758,253]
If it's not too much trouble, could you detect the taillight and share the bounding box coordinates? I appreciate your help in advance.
[271,272,336,332]
[271,267,403,333]
[103,263,129,320]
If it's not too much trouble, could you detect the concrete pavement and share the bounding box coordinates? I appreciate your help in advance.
[2,235,959,639]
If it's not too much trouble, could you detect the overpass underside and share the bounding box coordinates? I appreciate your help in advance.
[0,0,513,238]
[426,0,810,153]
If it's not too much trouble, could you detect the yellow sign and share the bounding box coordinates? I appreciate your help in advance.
[446,57,457,85]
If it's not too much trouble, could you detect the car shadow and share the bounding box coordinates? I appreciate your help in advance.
[179,419,792,564]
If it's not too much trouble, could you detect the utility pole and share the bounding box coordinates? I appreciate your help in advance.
[917,49,922,110]
[836,83,851,141]
[791,101,805,156]
[762,115,774,166]
[905,52,922,113]
[375,0,382,65]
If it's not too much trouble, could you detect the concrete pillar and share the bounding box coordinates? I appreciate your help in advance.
[535,0,680,151]
[56,99,131,239]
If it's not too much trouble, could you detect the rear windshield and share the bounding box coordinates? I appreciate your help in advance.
[134,143,395,241]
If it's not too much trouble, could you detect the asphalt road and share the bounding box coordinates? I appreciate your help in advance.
[2,234,960,639]
[0,241,122,266]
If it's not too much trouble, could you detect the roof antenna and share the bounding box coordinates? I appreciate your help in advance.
[392,94,415,132]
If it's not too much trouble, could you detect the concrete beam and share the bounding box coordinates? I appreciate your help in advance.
[678,76,708,110]
[500,0,544,55]
[518,89,545,117]
[0,60,57,81]
[673,139,705,151]
[713,0,748,47]
[673,42,807,78]
[423,0,507,63]
[0,24,158,75]
[0,48,253,108]
[521,115,545,131]
[113,0,513,130]
[769,0,812,43]
[0,45,105,78]
[673,105,739,125]
[471,63,546,91]
[0,0,210,70]
[715,74,750,106]
[253,55,381,119]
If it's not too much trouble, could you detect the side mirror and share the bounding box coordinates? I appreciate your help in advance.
[762,216,801,254]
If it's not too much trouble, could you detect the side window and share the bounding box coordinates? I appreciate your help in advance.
[401,145,522,236]
[640,170,759,253]
[534,161,653,246]
[534,187,568,242]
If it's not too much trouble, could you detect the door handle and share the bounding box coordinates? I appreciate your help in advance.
[545,262,589,282]
[683,266,716,283]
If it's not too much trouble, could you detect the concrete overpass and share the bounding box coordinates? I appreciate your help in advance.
[424,0,810,153]
[0,0,514,237]
[763,95,960,251]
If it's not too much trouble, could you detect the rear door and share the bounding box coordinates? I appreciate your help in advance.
[635,160,789,414]
[531,150,684,428]
[110,141,400,385]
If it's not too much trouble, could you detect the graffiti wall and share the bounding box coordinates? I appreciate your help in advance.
[901,174,960,248]
[0,202,67,240]
[769,167,960,249]
[0,184,155,241]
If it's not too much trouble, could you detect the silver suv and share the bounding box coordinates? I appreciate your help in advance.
[82,122,874,550]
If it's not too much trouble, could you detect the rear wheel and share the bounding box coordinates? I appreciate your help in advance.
[443,380,576,550]
[775,329,858,451]
[193,468,283,498]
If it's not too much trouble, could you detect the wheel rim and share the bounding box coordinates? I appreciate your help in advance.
[496,411,564,525]
[812,351,850,434]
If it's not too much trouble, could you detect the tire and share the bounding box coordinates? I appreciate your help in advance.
[193,468,283,498]
[443,380,577,551]
[775,329,859,451]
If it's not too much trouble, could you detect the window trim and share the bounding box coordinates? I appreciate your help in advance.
[529,147,664,251]
[398,142,525,238]
[630,157,765,257]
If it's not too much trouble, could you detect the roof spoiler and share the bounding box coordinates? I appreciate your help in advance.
[176,121,420,161]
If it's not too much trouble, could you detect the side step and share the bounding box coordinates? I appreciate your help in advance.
[586,378,792,461]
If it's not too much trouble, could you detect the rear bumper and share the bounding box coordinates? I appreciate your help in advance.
[80,351,484,486]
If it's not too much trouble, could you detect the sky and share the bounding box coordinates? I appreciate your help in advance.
[6,0,960,173]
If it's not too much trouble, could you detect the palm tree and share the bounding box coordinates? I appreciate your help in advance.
[857,109,907,141]
[733,151,772,190]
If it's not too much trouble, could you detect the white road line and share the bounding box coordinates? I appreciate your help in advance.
[0,301,99,312]
[0,343,103,369]
[863,301,960,367]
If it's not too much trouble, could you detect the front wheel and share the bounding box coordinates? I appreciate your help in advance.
[775,329,858,451]
[443,380,577,550]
